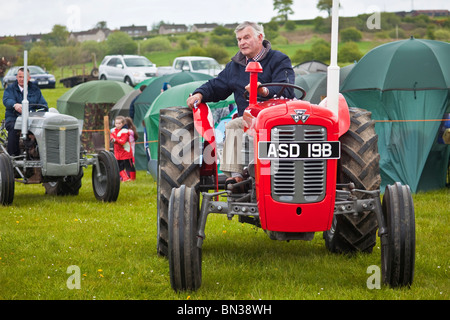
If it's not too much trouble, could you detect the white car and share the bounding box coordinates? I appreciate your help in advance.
[99,55,157,86]
[157,56,224,77]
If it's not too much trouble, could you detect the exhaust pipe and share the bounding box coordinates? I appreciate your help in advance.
[326,0,340,118]
[21,50,29,140]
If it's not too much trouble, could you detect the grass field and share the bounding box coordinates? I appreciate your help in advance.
[0,169,448,300]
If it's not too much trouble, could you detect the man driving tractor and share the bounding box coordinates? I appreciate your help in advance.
[186,21,295,190]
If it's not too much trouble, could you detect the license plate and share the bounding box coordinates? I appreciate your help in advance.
[258,141,340,160]
[38,81,48,85]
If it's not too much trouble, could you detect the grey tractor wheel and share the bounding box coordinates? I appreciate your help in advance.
[0,153,15,205]
[324,107,381,253]
[92,150,120,202]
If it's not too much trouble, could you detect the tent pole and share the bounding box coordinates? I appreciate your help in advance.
[104,115,110,151]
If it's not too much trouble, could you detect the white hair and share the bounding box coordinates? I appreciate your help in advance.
[235,21,265,39]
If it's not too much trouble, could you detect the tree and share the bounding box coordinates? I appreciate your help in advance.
[95,21,108,29]
[317,0,341,17]
[273,0,294,21]
[42,25,69,46]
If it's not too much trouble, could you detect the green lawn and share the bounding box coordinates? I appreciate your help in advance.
[0,169,448,300]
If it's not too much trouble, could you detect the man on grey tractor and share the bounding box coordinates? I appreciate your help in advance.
[187,21,295,189]
[3,67,48,156]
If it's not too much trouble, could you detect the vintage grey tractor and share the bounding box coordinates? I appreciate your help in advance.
[0,106,120,205]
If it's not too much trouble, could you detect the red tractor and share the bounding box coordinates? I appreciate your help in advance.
[156,2,415,292]
[156,61,415,291]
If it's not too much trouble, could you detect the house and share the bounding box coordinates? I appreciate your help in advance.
[159,24,188,35]
[14,33,43,43]
[120,25,148,37]
[69,28,110,42]
[224,23,239,31]
[411,10,449,17]
[395,9,449,18]
[191,23,218,33]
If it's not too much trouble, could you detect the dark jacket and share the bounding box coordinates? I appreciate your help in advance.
[3,80,48,123]
[194,40,295,116]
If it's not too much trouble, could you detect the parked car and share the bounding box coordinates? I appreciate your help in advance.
[157,56,224,76]
[99,55,157,86]
[2,66,56,89]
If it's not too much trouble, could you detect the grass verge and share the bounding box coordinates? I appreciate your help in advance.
[0,170,448,300]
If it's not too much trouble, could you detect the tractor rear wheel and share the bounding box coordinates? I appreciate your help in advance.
[381,182,415,287]
[324,107,381,253]
[157,107,200,257]
[168,185,202,291]
[44,168,84,196]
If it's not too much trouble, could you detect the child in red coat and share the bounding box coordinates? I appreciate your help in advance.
[110,116,134,181]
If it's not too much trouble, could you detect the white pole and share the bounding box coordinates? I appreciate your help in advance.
[326,0,340,118]
[21,50,29,139]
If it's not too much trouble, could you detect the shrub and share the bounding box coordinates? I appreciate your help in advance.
[142,37,172,52]
[292,49,314,64]
[188,46,207,56]
[338,42,362,63]
[434,29,450,41]
[311,38,331,62]
[340,27,362,42]
[284,20,296,31]
[205,45,230,64]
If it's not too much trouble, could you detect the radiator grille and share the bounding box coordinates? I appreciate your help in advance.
[45,128,79,165]
[271,125,327,203]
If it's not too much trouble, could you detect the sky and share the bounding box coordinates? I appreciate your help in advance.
[0,0,449,37]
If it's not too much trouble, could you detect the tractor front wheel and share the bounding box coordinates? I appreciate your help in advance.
[381,182,415,288]
[92,150,120,202]
[168,185,202,291]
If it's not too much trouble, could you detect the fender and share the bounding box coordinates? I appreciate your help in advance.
[319,93,350,137]
[192,102,218,191]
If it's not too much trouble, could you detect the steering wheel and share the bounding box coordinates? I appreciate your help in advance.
[244,83,306,101]
[28,104,49,112]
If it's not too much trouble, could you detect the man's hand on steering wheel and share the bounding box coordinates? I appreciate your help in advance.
[244,82,306,101]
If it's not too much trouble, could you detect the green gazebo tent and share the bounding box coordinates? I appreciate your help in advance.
[340,38,450,192]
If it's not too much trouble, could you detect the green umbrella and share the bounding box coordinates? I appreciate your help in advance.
[340,38,450,192]
[57,80,133,119]
[341,37,449,92]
